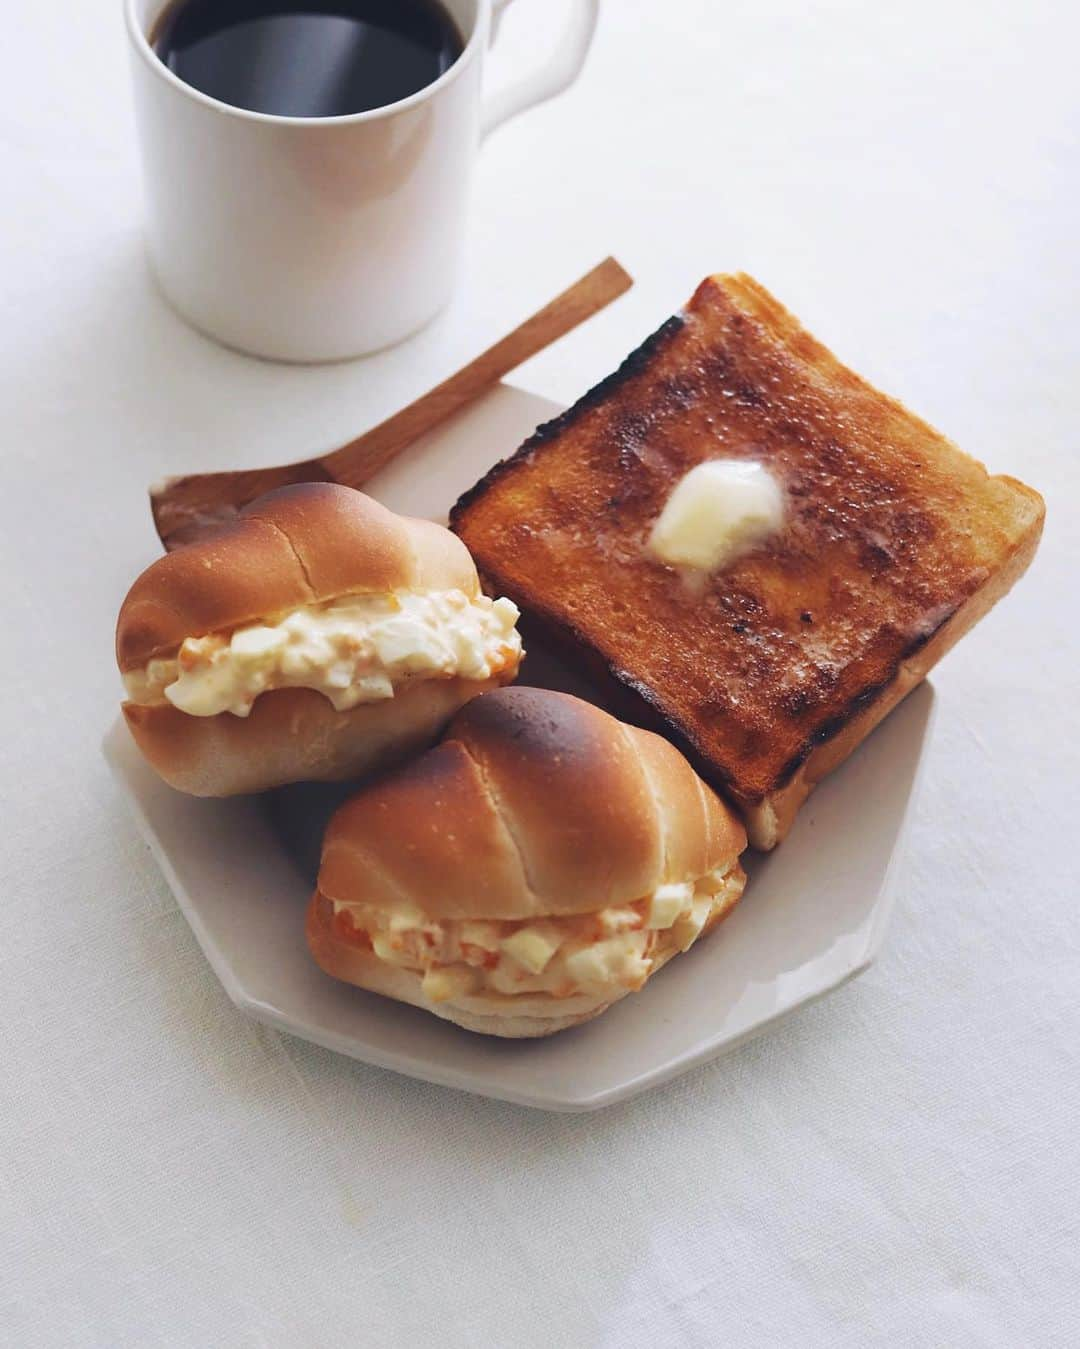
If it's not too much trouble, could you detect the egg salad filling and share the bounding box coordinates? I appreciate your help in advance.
[327,864,744,1003]
[123,589,522,718]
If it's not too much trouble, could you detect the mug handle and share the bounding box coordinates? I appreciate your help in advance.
[481,0,600,139]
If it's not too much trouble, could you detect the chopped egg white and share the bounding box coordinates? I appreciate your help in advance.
[330,863,743,1003]
[673,897,715,951]
[421,966,480,1003]
[459,921,502,953]
[563,936,651,994]
[372,933,412,967]
[500,925,562,974]
[123,589,522,718]
[644,881,694,929]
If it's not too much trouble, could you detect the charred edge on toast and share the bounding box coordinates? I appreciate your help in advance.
[449,313,687,526]
[771,606,957,785]
[507,580,959,807]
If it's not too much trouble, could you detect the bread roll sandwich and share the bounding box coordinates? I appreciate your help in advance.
[116,484,523,795]
[307,687,748,1037]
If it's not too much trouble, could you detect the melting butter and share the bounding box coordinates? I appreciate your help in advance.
[648,460,784,573]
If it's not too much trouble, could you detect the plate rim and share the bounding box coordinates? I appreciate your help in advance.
[101,377,939,1113]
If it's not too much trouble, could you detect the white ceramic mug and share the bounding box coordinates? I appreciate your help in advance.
[124,0,599,361]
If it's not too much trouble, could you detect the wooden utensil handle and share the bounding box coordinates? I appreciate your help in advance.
[317,256,633,487]
[151,257,632,550]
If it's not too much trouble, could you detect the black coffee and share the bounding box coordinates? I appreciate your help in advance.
[151,0,463,118]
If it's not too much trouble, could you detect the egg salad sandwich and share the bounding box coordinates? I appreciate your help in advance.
[307,687,748,1037]
[116,483,522,795]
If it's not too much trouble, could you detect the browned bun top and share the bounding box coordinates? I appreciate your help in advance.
[116,484,479,672]
[317,687,747,921]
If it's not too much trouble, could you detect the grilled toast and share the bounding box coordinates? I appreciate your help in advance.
[450,275,1044,848]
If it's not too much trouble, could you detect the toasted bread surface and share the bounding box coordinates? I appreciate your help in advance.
[451,275,1044,840]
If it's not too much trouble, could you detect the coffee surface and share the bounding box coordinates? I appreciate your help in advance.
[152,0,463,118]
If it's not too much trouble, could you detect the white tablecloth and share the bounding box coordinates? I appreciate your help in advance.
[3,2,1078,1344]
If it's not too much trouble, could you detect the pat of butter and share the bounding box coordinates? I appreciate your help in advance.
[648,460,783,572]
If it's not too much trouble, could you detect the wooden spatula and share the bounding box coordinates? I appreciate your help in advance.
[150,257,632,550]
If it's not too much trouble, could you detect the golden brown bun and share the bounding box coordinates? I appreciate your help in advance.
[122,676,512,797]
[116,484,509,796]
[450,274,1045,849]
[306,870,745,1038]
[317,686,747,921]
[116,483,478,672]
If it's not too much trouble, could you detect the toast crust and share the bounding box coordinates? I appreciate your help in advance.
[451,275,1045,847]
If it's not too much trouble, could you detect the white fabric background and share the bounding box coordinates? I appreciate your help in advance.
[3,1,1078,1345]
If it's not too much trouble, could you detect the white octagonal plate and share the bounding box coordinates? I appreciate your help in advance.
[104,383,936,1112]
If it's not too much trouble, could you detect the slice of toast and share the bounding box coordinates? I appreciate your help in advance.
[450,275,1044,848]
